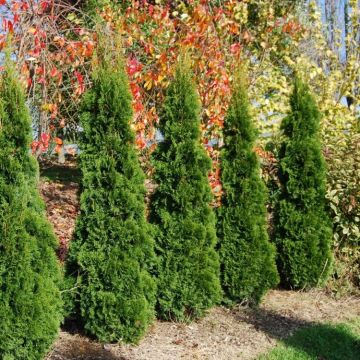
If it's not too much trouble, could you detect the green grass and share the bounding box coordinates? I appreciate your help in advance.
[258,319,360,360]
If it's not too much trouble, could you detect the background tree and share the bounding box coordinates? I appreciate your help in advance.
[0,54,62,360]
[67,32,156,343]
[274,77,332,289]
[0,0,94,154]
[218,70,279,305]
[150,60,221,321]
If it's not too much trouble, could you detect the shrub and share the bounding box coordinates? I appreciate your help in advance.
[150,61,221,321]
[217,71,279,305]
[325,131,360,294]
[0,56,62,359]
[67,36,156,343]
[274,77,332,289]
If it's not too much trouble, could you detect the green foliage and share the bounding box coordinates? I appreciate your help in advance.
[325,131,360,294]
[67,38,156,343]
[218,72,279,305]
[258,320,360,360]
[150,61,221,321]
[83,0,109,15]
[274,77,332,289]
[0,56,62,359]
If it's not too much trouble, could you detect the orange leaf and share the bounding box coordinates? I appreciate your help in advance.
[54,137,63,145]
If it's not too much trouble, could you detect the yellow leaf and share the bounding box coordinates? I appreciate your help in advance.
[144,79,153,90]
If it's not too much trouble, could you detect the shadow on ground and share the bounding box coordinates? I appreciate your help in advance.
[40,162,81,184]
[281,323,360,360]
[235,306,313,339]
[48,332,127,360]
[236,307,360,360]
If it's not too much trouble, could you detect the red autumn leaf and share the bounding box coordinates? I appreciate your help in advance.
[0,35,5,50]
[21,1,29,10]
[40,0,50,11]
[230,43,241,54]
[50,67,58,77]
[127,57,142,76]
[13,13,20,23]
[31,141,39,154]
[3,20,14,33]
[27,77,32,89]
[130,82,141,100]
[74,71,85,95]
[134,101,144,113]
[36,66,45,75]
[41,133,50,145]
[8,20,14,33]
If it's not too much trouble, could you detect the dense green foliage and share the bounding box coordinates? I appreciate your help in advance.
[67,45,156,343]
[259,320,360,360]
[0,58,62,359]
[274,78,332,289]
[325,131,360,295]
[218,73,279,305]
[150,62,221,321]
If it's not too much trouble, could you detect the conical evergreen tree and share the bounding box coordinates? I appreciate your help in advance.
[67,36,156,343]
[274,77,332,288]
[0,55,62,359]
[218,71,279,305]
[150,61,221,321]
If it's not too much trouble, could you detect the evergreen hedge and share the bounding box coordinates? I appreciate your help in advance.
[218,72,279,305]
[150,62,221,321]
[274,77,332,288]
[0,57,62,359]
[67,41,156,343]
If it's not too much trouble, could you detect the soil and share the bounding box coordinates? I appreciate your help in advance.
[39,163,360,360]
[46,290,360,360]
[40,179,79,261]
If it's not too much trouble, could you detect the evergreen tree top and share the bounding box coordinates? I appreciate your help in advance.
[81,31,134,142]
[281,77,321,138]
[0,48,35,184]
[0,50,32,153]
[224,69,256,146]
[159,60,201,142]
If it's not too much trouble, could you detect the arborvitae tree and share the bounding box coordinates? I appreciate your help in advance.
[0,56,62,359]
[274,77,332,288]
[67,37,156,343]
[218,72,279,305]
[150,62,221,321]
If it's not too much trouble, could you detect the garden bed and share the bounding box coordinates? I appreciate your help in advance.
[39,165,360,360]
[47,290,360,360]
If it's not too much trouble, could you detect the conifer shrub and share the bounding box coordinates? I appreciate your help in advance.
[0,56,62,360]
[274,77,332,289]
[150,61,221,321]
[67,36,156,343]
[217,71,279,305]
